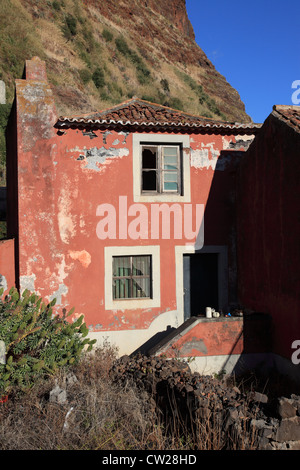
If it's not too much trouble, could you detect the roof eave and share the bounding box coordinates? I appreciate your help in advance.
[55,117,261,135]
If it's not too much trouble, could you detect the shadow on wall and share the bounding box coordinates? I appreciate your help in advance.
[183,148,246,320]
[130,145,287,384]
[0,187,6,221]
[132,147,274,374]
[132,325,177,356]
[223,312,273,376]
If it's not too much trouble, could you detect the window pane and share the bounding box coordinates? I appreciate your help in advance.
[163,147,178,157]
[163,171,178,182]
[164,155,178,170]
[113,278,131,299]
[164,181,178,191]
[163,170,178,191]
[113,256,131,276]
[132,277,151,298]
[142,147,157,169]
[142,170,157,191]
[132,255,150,276]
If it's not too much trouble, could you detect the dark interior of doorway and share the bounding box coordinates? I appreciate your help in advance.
[183,253,219,320]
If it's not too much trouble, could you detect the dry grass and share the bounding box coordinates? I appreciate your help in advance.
[0,344,264,451]
[0,345,166,450]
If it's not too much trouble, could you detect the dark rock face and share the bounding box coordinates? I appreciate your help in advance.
[83,0,251,122]
[143,0,195,39]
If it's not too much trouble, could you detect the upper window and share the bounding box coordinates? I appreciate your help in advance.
[132,134,190,203]
[141,145,181,194]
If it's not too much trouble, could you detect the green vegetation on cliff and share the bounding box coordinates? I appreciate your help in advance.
[0,0,251,177]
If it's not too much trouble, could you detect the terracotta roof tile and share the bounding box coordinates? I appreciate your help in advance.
[57,98,261,134]
[272,105,300,133]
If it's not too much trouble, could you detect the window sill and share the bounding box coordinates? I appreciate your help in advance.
[135,193,188,203]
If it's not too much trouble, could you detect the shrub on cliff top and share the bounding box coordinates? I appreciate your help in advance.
[0,287,96,396]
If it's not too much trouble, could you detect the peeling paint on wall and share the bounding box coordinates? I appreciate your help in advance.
[180,338,208,356]
[191,147,220,170]
[58,187,77,244]
[102,131,112,145]
[83,146,129,171]
[82,130,97,139]
[69,250,91,268]
[191,146,237,171]
[221,135,254,151]
[49,283,68,305]
[20,273,36,293]
[0,274,7,292]
[55,254,69,283]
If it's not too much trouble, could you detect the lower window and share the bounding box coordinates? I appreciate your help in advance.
[104,245,160,310]
[113,255,152,300]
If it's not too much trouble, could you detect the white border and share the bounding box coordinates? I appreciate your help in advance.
[132,133,191,203]
[104,245,161,310]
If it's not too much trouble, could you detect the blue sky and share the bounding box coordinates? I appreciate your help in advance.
[185,0,300,123]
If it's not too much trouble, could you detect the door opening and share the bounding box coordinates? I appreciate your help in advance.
[183,253,219,320]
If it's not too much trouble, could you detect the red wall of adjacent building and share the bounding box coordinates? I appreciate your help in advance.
[237,113,300,360]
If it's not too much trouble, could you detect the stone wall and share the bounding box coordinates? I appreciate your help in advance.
[110,354,300,450]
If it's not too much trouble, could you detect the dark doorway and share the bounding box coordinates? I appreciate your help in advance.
[183,253,219,320]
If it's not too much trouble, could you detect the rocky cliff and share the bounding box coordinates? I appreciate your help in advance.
[0,0,252,128]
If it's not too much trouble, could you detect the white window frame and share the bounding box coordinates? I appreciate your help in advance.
[104,245,160,310]
[133,134,191,203]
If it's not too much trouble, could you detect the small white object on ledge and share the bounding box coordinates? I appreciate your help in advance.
[206,307,212,318]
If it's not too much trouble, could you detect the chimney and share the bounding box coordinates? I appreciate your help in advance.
[25,56,47,81]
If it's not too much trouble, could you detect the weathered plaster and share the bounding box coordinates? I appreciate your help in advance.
[69,250,91,268]
[180,337,208,355]
[190,146,233,171]
[20,273,36,293]
[0,274,7,292]
[58,187,77,244]
[49,283,68,305]
[82,146,129,171]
